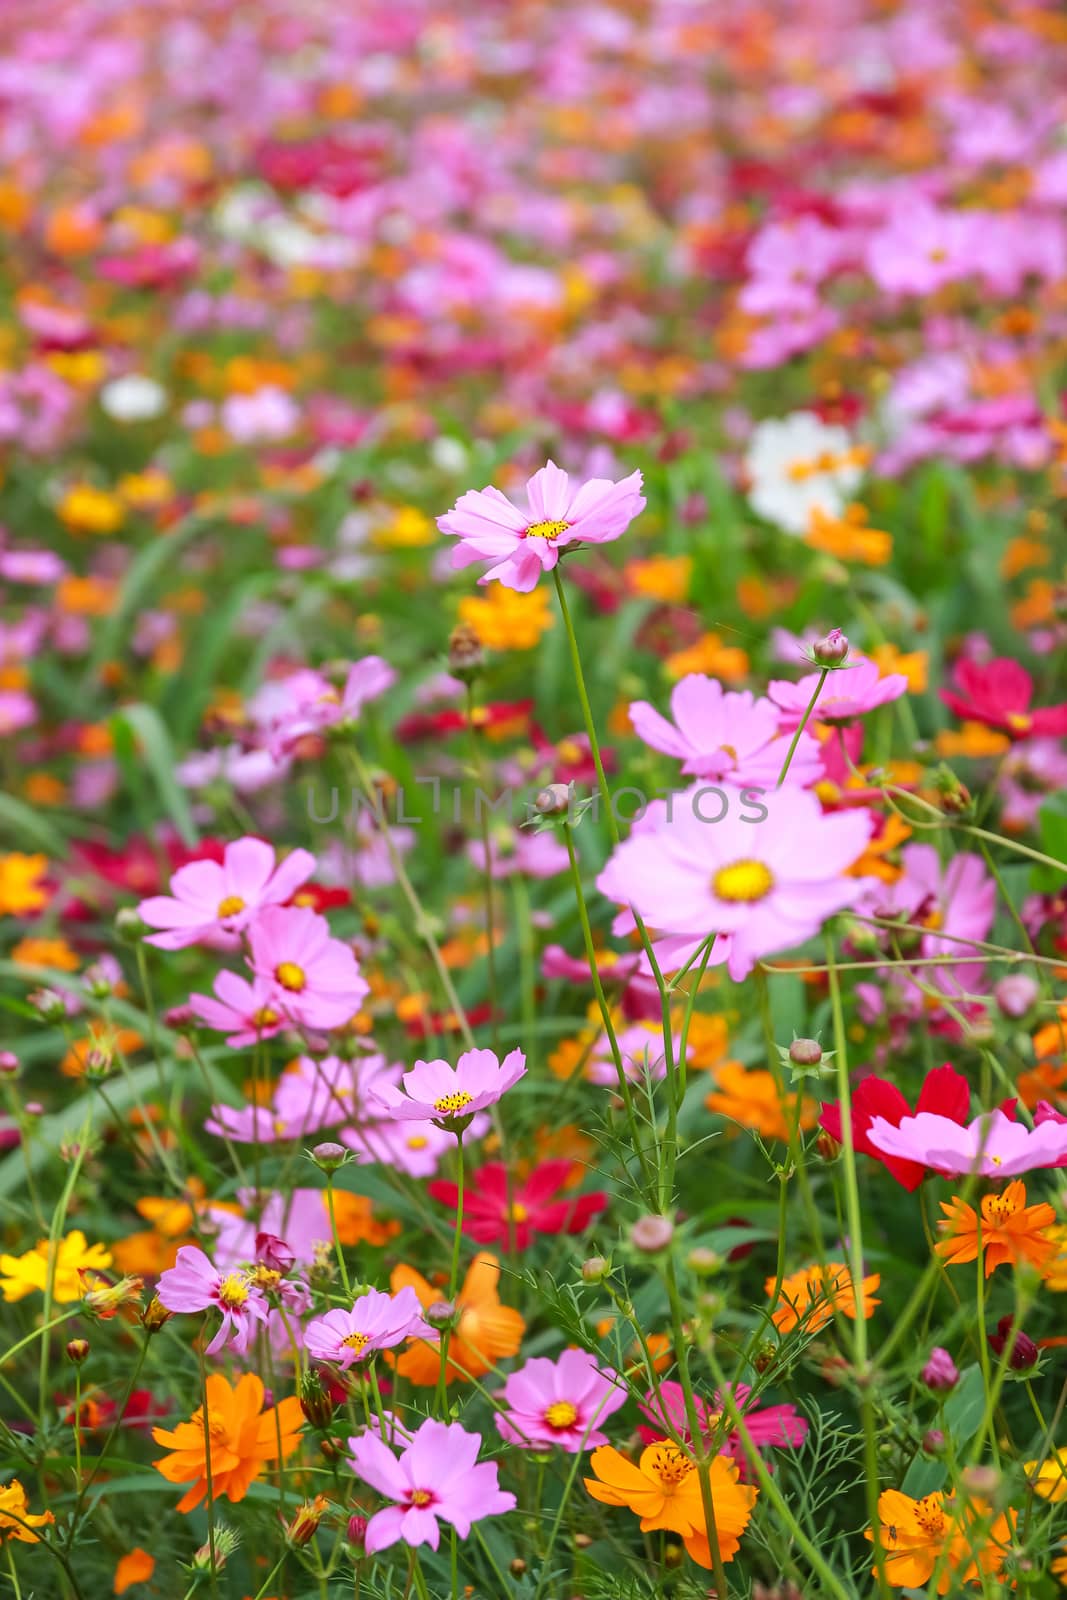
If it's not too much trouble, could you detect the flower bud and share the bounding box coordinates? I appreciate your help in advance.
[256,1232,296,1274]
[815,1129,841,1162]
[0,1051,20,1076]
[285,1494,330,1547]
[988,1316,1038,1373]
[510,1558,527,1576]
[922,1428,945,1456]
[309,1141,348,1174]
[812,628,850,666]
[686,1246,723,1276]
[141,1295,173,1334]
[993,975,1039,1020]
[424,1299,458,1332]
[346,1514,367,1546]
[630,1215,674,1253]
[960,1464,1001,1499]
[82,1047,113,1081]
[29,988,67,1022]
[921,1347,959,1392]
[319,1434,346,1462]
[114,908,147,944]
[581,1255,610,1284]
[66,1338,90,1365]
[82,964,114,999]
[789,1037,823,1066]
[164,1004,197,1032]
[447,621,485,680]
[533,783,572,816]
[299,1369,335,1429]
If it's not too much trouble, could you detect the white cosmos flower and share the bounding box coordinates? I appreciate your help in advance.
[744,411,865,536]
[99,375,167,422]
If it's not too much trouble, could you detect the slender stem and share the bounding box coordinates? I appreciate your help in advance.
[825,935,891,1600]
[198,1327,219,1596]
[325,1179,351,1298]
[552,568,618,845]
[661,1258,729,1600]
[775,667,828,786]
[467,684,500,1052]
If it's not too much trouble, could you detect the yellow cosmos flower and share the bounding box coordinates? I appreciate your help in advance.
[0,1231,114,1303]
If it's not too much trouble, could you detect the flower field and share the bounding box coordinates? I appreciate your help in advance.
[3,1,1067,1596]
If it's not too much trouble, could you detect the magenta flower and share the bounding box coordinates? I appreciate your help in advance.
[371,1047,526,1125]
[346,1418,516,1552]
[597,783,873,980]
[629,676,824,788]
[206,1054,401,1144]
[156,1245,268,1356]
[305,1288,432,1370]
[247,905,369,1031]
[866,1108,1067,1177]
[768,657,909,729]
[267,657,396,756]
[439,460,645,592]
[494,1350,626,1452]
[138,837,316,950]
[638,1380,808,1480]
[188,971,288,1048]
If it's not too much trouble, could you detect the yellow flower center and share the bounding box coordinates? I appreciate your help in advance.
[524,519,570,540]
[985,1190,1022,1226]
[410,1489,433,1506]
[433,1091,474,1115]
[276,962,306,992]
[1007,712,1032,734]
[216,895,246,918]
[248,1266,281,1291]
[914,1494,948,1538]
[509,1202,528,1223]
[406,1135,429,1150]
[544,1400,579,1430]
[646,1443,696,1490]
[218,1273,249,1308]
[253,1007,280,1028]
[341,1331,369,1353]
[713,859,775,903]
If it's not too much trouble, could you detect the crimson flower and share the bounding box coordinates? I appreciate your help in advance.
[819,1064,972,1191]
[395,699,534,743]
[428,1161,607,1248]
[940,658,1067,739]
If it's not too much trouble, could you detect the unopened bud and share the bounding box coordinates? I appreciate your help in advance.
[0,1051,20,1076]
[82,1047,113,1081]
[789,1037,822,1066]
[921,1347,959,1392]
[114,908,146,943]
[922,1428,946,1456]
[510,1558,527,1576]
[630,1215,674,1253]
[285,1494,330,1547]
[447,621,485,680]
[347,1513,367,1546]
[424,1299,457,1332]
[82,964,114,999]
[299,1369,335,1429]
[309,1141,348,1174]
[256,1232,295,1273]
[961,1464,1001,1498]
[319,1434,345,1462]
[988,1316,1039,1373]
[993,975,1039,1020]
[533,783,572,816]
[164,1004,197,1032]
[66,1338,90,1365]
[686,1247,723,1276]
[581,1255,610,1284]
[816,1129,841,1162]
[29,988,66,1022]
[812,628,850,666]
[141,1295,173,1334]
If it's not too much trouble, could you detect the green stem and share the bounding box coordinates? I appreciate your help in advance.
[775,667,828,786]
[552,568,619,845]
[325,1178,351,1298]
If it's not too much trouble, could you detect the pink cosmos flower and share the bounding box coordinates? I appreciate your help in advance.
[371,1047,526,1124]
[494,1350,626,1451]
[266,657,396,756]
[768,657,909,729]
[156,1245,268,1356]
[138,837,316,950]
[341,1115,479,1179]
[247,905,369,1031]
[597,783,873,980]
[467,828,570,879]
[586,1022,692,1086]
[629,676,824,788]
[346,1418,516,1552]
[188,972,288,1048]
[206,1053,401,1144]
[866,1108,1067,1178]
[862,843,994,997]
[0,690,37,736]
[638,1380,808,1480]
[439,460,645,592]
[305,1288,432,1369]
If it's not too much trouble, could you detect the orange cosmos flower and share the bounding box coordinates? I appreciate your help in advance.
[705,1062,816,1141]
[866,1488,1015,1592]
[114,1548,155,1592]
[585,1442,757,1567]
[935,1180,1057,1277]
[768,1263,880,1333]
[387,1252,524,1385]
[0,1479,54,1542]
[152,1373,303,1512]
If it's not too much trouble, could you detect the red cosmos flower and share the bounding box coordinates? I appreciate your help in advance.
[395,700,534,743]
[287,883,351,913]
[819,1064,972,1191]
[940,658,1067,739]
[428,1161,608,1248]
[403,1002,497,1039]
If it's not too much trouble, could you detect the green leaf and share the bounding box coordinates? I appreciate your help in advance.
[0,791,70,855]
[110,703,198,845]
[1033,794,1067,894]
